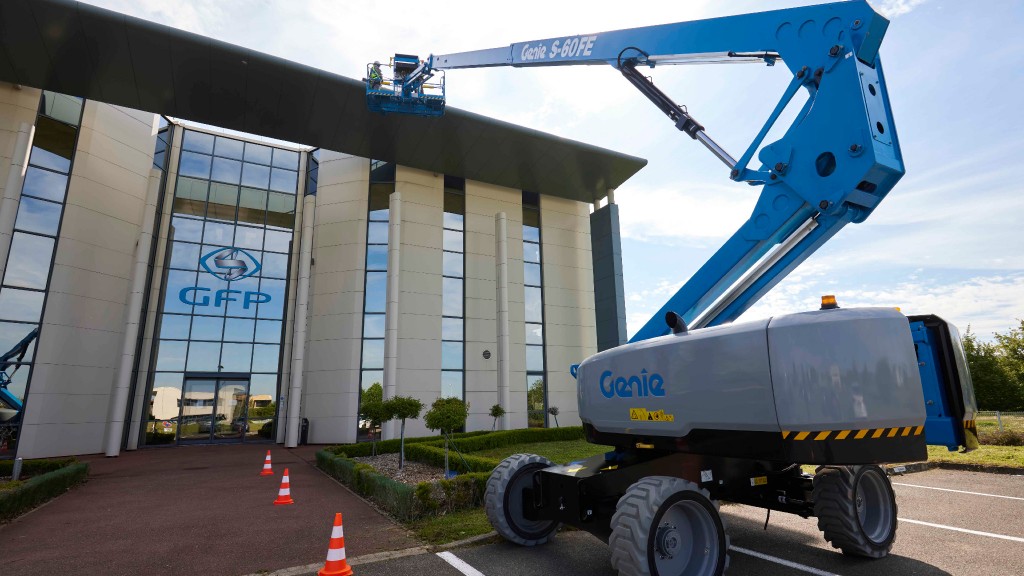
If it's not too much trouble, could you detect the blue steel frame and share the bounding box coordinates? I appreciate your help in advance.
[411,1,904,341]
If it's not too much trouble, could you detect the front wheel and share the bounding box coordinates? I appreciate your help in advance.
[609,476,729,576]
[484,453,560,546]
[813,465,897,558]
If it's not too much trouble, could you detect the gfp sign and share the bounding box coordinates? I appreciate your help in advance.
[179,247,271,309]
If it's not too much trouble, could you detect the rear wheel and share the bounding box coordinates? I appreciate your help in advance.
[484,453,560,546]
[609,476,729,576]
[813,465,897,558]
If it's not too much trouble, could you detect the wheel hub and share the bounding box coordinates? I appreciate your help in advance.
[655,523,681,559]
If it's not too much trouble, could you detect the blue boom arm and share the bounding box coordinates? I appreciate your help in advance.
[405,1,904,341]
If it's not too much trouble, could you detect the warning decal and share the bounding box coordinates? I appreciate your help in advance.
[629,408,675,422]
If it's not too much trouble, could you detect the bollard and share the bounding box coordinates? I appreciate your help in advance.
[12,457,23,481]
[997,411,1004,432]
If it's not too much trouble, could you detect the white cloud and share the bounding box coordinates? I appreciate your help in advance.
[872,0,929,18]
[616,183,758,242]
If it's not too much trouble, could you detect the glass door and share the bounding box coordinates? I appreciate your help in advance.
[178,376,250,444]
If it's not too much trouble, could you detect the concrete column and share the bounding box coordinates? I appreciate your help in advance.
[495,212,511,430]
[0,122,34,282]
[285,193,316,447]
[607,188,616,205]
[382,191,402,439]
[103,169,162,456]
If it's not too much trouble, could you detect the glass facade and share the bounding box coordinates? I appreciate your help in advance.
[358,160,395,440]
[523,191,547,427]
[0,92,84,457]
[144,129,298,445]
[442,176,466,400]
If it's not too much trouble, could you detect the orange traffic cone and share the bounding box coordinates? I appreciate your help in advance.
[260,450,274,476]
[274,468,294,505]
[318,513,353,576]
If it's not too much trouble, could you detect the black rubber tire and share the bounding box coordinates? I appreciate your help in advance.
[609,476,730,576]
[813,465,897,558]
[484,453,560,546]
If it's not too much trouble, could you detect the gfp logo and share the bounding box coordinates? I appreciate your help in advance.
[599,369,666,399]
[179,247,271,310]
[200,247,261,281]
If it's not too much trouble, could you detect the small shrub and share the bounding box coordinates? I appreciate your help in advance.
[0,462,89,521]
[980,429,1024,446]
[489,404,506,431]
[0,457,77,478]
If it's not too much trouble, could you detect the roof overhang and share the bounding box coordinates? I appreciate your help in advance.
[0,0,647,202]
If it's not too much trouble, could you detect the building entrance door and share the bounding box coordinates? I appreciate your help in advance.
[178,374,251,444]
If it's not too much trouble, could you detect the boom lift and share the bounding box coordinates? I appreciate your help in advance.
[369,2,978,574]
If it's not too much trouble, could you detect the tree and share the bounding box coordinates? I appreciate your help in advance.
[993,320,1024,407]
[424,397,468,476]
[383,395,423,469]
[527,378,545,427]
[489,403,506,431]
[964,326,1023,411]
[547,406,560,428]
[359,383,387,455]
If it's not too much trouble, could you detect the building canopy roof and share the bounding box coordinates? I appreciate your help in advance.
[0,0,646,202]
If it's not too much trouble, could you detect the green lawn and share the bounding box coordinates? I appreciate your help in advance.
[410,508,494,545]
[469,439,611,465]
[925,444,1024,469]
[977,414,1024,433]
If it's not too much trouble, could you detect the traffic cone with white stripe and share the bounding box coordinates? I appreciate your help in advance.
[273,468,294,505]
[318,513,353,576]
[260,450,274,476]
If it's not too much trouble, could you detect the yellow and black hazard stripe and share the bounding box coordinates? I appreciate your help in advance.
[780,425,926,464]
[964,419,977,431]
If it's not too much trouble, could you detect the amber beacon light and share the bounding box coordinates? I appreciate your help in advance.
[820,295,840,310]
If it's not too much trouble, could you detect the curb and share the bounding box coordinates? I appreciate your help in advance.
[886,461,1024,476]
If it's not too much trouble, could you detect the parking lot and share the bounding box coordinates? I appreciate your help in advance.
[351,468,1023,576]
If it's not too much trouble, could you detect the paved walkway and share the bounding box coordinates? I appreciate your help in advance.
[1,443,417,576]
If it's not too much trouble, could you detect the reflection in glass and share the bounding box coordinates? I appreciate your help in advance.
[179,151,212,179]
[202,221,233,246]
[178,378,215,442]
[0,322,37,363]
[159,314,191,340]
[213,381,248,439]
[443,278,463,317]
[207,182,238,221]
[443,251,463,278]
[442,341,463,370]
[251,344,280,372]
[155,340,188,371]
[40,92,83,126]
[224,275,259,319]
[526,323,544,345]
[363,314,385,338]
[190,315,224,341]
[224,317,256,342]
[186,342,220,371]
[170,216,204,243]
[364,272,386,313]
[234,226,263,250]
[214,137,244,160]
[270,168,297,194]
[523,225,540,243]
[4,233,54,290]
[365,245,387,271]
[362,339,384,369]
[441,371,462,399]
[211,157,242,185]
[523,242,540,263]
[173,177,208,217]
[169,241,201,270]
[183,131,215,154]
[266,192,295,229]
[524,262,542,286]
[14,197,62,235]
[367,222,388,244]
[220,343,253,372]
[163,269,198,314]
[257,278,286,319]
[244,143,273,165]
[525,286,543,323]
[241,163,270,188]
[254,320,281,343]
[361,371,383,390]
[272,148,299,170]
[260,252,289,278]
[0,287,45,323]
[263,229,291,253]
[237,187,268,225]
[526,345,545,372]
[443,229,463,253]
[442,318,463,341]
[21,167,68,202]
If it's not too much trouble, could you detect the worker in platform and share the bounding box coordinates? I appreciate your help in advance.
[369,61,383,90]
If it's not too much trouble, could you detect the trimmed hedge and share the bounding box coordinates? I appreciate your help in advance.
[0,462,89,522]
[327,430,491,458]
[405,443,501,474]
[0,457,78,477]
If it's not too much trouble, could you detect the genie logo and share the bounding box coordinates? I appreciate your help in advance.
[179,247,271,309]
[599,369,666,399]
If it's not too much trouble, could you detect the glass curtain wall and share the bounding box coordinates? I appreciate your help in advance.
[522,191,547,427]
[0,92,84,457]
[358,160,395,441]
[441,176,466,399]
[145,129,298,445]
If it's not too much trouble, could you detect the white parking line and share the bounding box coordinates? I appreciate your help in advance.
[900,518,1024,543]
[436,551,486,576]
[731,546,840,576]
[892,482,1024,501]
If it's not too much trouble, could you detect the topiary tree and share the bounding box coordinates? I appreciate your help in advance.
[547,406,560,428]
[424,397,469,476]
[489,403,506,431]
[383,395,424,469]
[359,383,387,455]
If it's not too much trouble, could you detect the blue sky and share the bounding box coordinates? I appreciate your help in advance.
[86,0,1024,340]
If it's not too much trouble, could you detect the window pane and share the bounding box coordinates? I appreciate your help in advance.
[443,229,463,253]
[206,182,238,222]
[4,233,54,290]
[363,314,385,338]
[241,163,270,188]
[251,344,280,372]
[149,373,183,427]
[523,207,540,227]
[524,262,541,286]
[264,229,291,253]
[367,222,388,244]
[173,177,208,217]
[260,252,289,278]
[234,226,263,250]
[220,343,253,372]
[442,318,463,341]
[441,371,463,399]
[269,168,297,193]
[170,216,203,243]
[225,275,259,318]
[193,266,229,316]
[526,323,543,345]
[523,242,540,264]
[211,157,242,185]
[254,320,282,343]
[366,245,387,271]
[224,317,255,342]
[526,345,545,372]
[179,151,212,179]
[203,221,233,246]
[155,340,188,371]
[163,270,198,314]
[368,183,392,218]
[40,92,83,126]
[364,272,386,313]
[443,251,463,278]
[266,192,295,229]
[14,197,62,235]
[257,278,286,320]
[30,116,77,173]
[443,211,464,231]
[189,315,224,341]
[361,370,383,391]
[183,131,215,154]
[362,339,384,369]
[525,286,543,323]
[169,241,201,270]
[443,190,465,217]
[527,375,545,412]
[369,161,395,183]
[186,341,220,371]
[237,187,268,225]
[244,143,273,165]
[442,277,463,317]
[159,314,191,340]
[523,224,540,243]
[21,166,68,202]
[442,341,462,370]
[28,145,71,173]
[214,137,244,160]
[0,321,38,363]
[272,148,300,169]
